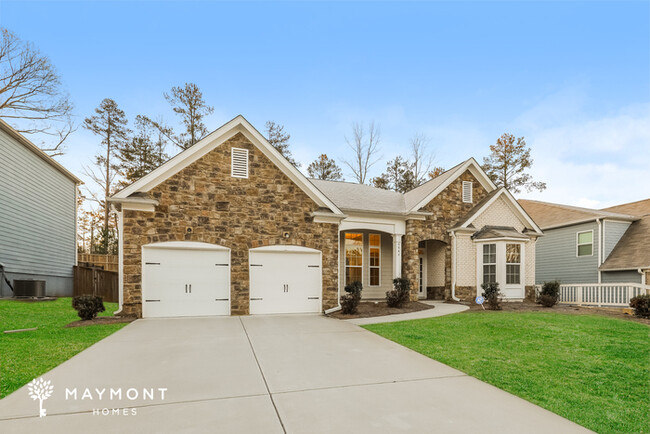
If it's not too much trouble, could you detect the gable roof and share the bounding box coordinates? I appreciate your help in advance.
[404,158,497,211]
[310,179,406,214]
[453,188,543,235]
[601,198,650,217]
[599,215,650,271]
[518,199,637,230]
[111,115,343,215]
[0,118,81,184]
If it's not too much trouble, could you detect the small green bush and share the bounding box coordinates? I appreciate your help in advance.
[539,280,561,307]
[481,282,502,310]
[629,294,650,318]
[340,281,362,314]
[72,295,105,320]
[386,278,411,308]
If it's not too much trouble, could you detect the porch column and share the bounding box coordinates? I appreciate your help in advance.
[392,234,402,278]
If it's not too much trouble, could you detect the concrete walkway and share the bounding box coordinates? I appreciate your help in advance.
[0,315,590,433]
[347,301,469,325]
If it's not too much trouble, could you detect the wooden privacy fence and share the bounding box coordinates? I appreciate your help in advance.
[558,283,650,307]
[73,266,118,303]
[77,254,118,272]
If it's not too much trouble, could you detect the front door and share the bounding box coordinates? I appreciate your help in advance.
[418,247,427,299]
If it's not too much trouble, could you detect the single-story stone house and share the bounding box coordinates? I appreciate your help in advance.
[110,116,543,318]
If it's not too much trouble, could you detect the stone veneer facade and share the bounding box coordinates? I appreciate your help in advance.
[402,171,489,301]
[121,132,339,317]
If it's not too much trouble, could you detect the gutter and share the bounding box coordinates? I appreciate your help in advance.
[450,230,460,301]
[597,218,602,284]
[324,305,341,315]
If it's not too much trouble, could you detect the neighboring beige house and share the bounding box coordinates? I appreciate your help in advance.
[110,116,542,318]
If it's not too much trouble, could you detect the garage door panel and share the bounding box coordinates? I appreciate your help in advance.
[142,245,230,318]
[249,249,321,315]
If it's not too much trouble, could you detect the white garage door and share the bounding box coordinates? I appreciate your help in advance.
[249,246,322,315]
[142,242,230,318]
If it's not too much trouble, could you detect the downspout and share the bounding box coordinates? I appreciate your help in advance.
[324,223,342,315]
[597,219,602,283]
[450,230,460,301]
[115,207,124,315]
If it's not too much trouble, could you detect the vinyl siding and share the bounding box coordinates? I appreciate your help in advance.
[603,220,631,260]
[340,231,393,299]
[0,128,77,290]
[601,270,642,284]
[535,222,599,284]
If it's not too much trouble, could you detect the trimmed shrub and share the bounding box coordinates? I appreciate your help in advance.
[538,280,561,307]
[629,294,650,318]
[386,278,411,308]
[72,295,105,320]
[340,281,363,314]
[481,282,502,310]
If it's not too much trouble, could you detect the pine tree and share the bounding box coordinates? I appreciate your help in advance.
[482,133,546,193]
[83,98,130,233]
[118,116,168,186]
[265,121,299,167]
[307,154,343,180]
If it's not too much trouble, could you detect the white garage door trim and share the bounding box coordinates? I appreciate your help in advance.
[142,241,231,317]
[249,245,322,315]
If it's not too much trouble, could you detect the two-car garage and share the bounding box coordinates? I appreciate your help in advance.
[142,242,322,318]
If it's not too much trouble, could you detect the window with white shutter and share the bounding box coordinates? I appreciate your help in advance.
[231,148,249,178]
[462,181,472,203]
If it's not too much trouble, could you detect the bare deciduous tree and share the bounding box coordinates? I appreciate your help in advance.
[0,28,74,155]
[342,121,381,184]
[409,133,435,185]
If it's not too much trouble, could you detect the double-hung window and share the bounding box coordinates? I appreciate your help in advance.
[482,244,496,283]
[369,234,381,286]
[506,244,521,284]
[577,231,593,257]
[345,233,363,285]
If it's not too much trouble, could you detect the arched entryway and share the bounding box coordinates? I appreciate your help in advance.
[417,239,448,300]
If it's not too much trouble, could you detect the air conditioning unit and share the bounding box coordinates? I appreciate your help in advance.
[13,280,46,298]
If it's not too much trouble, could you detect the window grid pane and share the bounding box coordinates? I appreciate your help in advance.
[345,233,363,285]
[506,244,520,264]
[578,244,593,256]
[506,264,520,284]
[483,265,496,283]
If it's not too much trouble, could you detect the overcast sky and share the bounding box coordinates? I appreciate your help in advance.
[2,1,648,208]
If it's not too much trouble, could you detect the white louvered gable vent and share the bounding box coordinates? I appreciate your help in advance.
[231,148,249,178]
[462,181,473,203]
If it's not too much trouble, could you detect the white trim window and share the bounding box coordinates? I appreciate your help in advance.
[462,181,473,203]
[577,231,593,257]
[345,233,363,285]
[369,233,381,286]
[482,244,497,283]
[506,243,521,284]
[231,148,249,178]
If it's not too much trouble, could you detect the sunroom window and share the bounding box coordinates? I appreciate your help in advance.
[506,244,521,284]
[345,233,363,285]
[482,244,496,283]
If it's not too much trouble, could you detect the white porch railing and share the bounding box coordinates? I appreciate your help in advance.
[558,283,650,307]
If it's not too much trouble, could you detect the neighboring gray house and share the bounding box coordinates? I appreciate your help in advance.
[519,199,649,286]
[0,119,81,297]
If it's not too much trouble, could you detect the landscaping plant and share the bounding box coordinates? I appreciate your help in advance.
[340,281,363,314]
[629,294,650,318]
[480,282,502,310]
[386,277,411,308]
[538,280,560,308]
[72,295,106,320]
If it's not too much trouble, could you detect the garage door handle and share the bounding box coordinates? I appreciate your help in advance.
[215,298,228,301]
[145,299,160,302]
[251,298,263,301]
[145,262,160,265]
[189,284,192,293]
[250,264,263,267]
[215,263,229,266]
[308,297,320,300]
[308,265,319,268]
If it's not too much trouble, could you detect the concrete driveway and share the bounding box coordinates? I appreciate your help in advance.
[0,315,590,433]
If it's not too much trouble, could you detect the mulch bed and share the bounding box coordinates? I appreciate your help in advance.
[329,301,434,319]
[66,316,136,328]
[460,301,650,325]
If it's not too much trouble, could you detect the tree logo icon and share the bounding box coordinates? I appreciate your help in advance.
[27,377,54,417]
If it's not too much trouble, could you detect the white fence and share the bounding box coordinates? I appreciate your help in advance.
[558,283,650,307]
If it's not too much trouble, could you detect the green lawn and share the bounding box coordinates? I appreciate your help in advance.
[364,312,650,434]
[0,298,128,398]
